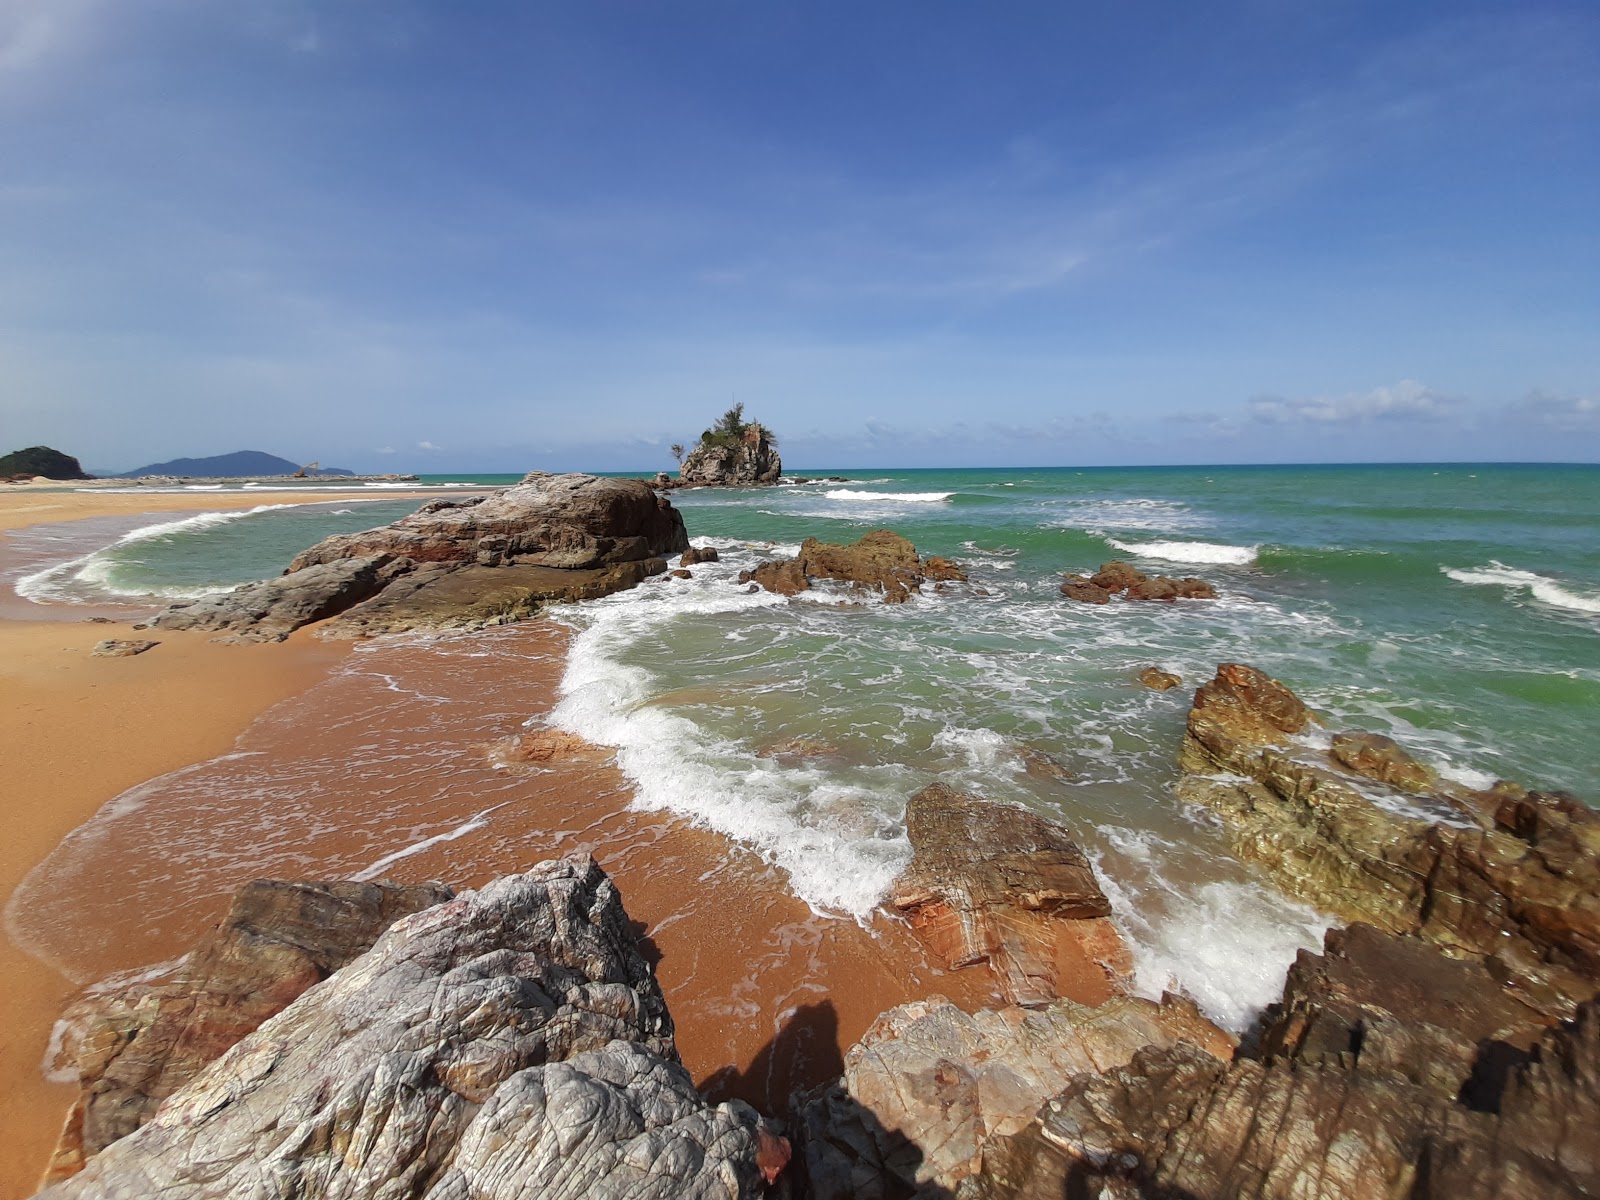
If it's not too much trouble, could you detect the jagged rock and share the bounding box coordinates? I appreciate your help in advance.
[741,531,966,604]
[888,783,1124,1005]
[1177,664,1600,1020]
[678,426,781,486]
[37,859,780,1200]
[960,931,1600,1200]
[152,475,688,641]
[1060,561,1216,605]
[43,879,452,1183]
[682,545,720,566]
[290,474,687,571]
[794,993,1231,1200]
[1136,667,1180,691]
[319,560,669,639]
[1330,731,1437,793]
[151,555,413,642]
[90,639,159,658]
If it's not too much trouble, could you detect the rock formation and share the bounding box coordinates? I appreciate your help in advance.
[152,473,687,641]
[1136,666,1180,691]
[740,530,967,604]
[43,879,451,1183]
[90,639,159,658]
[888,783,1127,1005]
[794,993,1233,1199]
[682,544,720,566]
[36,858,782,1199]
[678,425,782,486]
[1060,560,1216,604]
[1176,663,1600,1019]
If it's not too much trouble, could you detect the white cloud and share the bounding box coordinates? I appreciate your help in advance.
[374,445,396,454]
[1247,380,1464,426]
[417,440,441,451]
[1507,390,1600,434]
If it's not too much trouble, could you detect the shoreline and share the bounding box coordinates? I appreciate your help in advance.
[0,488,1009,1198]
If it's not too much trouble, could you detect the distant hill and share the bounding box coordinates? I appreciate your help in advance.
[120,451,354,478]
[0,445,92,479]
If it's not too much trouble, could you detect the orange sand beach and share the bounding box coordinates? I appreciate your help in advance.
[0,487,1019,1199]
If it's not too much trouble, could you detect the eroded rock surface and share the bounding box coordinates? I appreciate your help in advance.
[794,993,1231,1199]
[1177,663,1600,1019]
[676,425,782,487]
[888,783,1124,1005]
[153,474,687,641]
[1059,561,1216,604]
[740,530,967,604]
[90,639,159,657]
[43,879,451,1183]
[37,859,778,1200]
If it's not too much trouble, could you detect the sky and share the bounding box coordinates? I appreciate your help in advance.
[1,1,1598,473]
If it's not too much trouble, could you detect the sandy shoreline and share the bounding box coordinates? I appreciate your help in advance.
[0,488,435,1199]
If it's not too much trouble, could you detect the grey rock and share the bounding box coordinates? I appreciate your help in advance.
[36,858,778,1200]
[151,554,409,642]
[90,639,159,657]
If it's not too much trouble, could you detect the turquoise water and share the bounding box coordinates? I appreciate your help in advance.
[18,463,1598,1027]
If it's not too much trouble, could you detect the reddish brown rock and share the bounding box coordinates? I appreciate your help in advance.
[1089,561,1145,593]
[740,530,966,603]
[1060,561,1216,605]
[1331,731,1437,793]
[1060,581,1111,604]
[680,544,720,566]
[44,878,452,1183]
[669,568,692,579]
[1137,666,1181,691]
[739,557,811,595]
[888,783,1125,1005]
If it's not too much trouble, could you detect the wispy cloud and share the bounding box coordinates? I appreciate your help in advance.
[1507,390,1600,435]
[1247,381,1465,426]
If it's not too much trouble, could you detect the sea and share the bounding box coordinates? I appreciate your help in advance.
[8,463,1599,1034]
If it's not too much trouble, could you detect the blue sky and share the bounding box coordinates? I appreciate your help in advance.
[2,2,1597,472]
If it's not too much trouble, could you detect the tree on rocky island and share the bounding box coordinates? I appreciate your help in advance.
[0,445,92,480]
[677,405,782,486]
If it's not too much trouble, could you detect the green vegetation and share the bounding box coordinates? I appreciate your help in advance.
[695,403,775,451]
[0,445,91,479]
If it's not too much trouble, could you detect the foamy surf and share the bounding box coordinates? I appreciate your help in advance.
[1104,537,1258,565]
[824,489,953,503]
[1443,562,1600,615]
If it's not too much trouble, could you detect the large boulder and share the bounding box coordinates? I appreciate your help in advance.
[888,783,1125,1005]
[1176,664,1600,1019]
[741,530,967,604]
[794,993,1231,1199]
[36,858,781,1199]
[678,426,781,486]
[152,474,688,641]
[42,879,452,1183]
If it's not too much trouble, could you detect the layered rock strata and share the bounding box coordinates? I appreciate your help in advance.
[36,858,781,1199]
[43,879,452,1183]
[1176,663,1600,1019]
[888,783,1128,1005]
[152,473,686,641]
[740,530,966,604]
[1060,560,1216,604]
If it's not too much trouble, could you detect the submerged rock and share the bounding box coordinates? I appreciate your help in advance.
[1060,560,1216,604]
[37,858,780,1199]
[741,530,967,604]
[1136,666,1180,691]
[43,879,452,1183]
[152,474,687,641]
[888,783,1124,1005]
[1177,663,1600,1020]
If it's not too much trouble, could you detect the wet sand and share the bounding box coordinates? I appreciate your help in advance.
[0,489,1069,1197]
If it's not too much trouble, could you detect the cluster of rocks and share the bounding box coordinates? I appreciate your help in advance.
[740,530,967,604]
[151,473,688,642]
[38,859,786,1199]
[1060,560,1216,604]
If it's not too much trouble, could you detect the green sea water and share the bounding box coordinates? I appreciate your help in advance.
[13,462,1599,1028]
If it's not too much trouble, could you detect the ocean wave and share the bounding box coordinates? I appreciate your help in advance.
[1442,562,1600,615]
[1105,538,1258,566]
[824,489,953,503]
[1052,497,1207,531]
[14,506,283,603]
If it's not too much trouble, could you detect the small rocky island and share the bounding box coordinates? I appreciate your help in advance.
[658,404,782,488]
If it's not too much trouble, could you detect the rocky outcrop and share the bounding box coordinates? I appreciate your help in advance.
[740,530,967,604]
[37,858,781,1199]
[1136,667,1180,691]
[677,426,781,487]
[153,474,687,641]
[682,545,720,566]
[1176,663,1600,1019]
[959,926,1600,1200]
[794,993,1232,1199]
[43,879,451,1183]
[1060,561,1216,604]
[888,783,1126,1005]
[90,639,158,657]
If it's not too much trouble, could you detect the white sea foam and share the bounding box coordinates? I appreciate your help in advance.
[1443,562,1600,615]
[352,803,510,881]
[1096,856,1332,1032]
[1104,538,1258,566]
[1436,762,1500,790]
[1052,498,1206,531]
[824,489,953,503]
[14,506,283,603]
